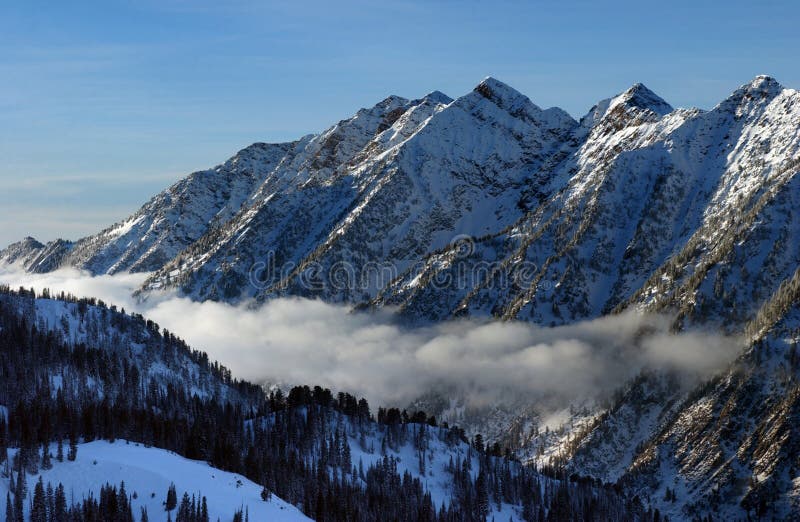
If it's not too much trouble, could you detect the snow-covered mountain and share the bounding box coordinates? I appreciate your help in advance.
[378,76,800,329]
[4,75,798,333]
[6,141,299,276]
[565,277,800,520]
[2,76,578,305]
[3,74,800,519]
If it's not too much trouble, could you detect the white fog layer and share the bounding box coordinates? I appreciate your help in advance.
[0,267,742,409]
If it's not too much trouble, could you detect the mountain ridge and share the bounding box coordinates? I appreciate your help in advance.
[3,75,798,331]
[0,75,800,325]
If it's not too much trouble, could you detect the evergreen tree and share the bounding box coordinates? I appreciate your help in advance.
[40,444,52,470]
[176,492,191,522]
[14,467,26,522]
[67,433,77,462]
[45,482,54,520]
[54,484,67,522]
[12,481,22,522]
[30,476,47,522]
[5,492,13,522]
[201,497,209,522]
[166,483,178,511]
[475,470,490,519]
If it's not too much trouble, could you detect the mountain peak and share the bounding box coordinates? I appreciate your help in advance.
[738,74,783,97]
[423,90,453,105]
[21,236,43,245]
[581,83,672,128]
[7,236,44,250]
[616,83,673,116]
[716,75,784,113]
[373,94,409,110]
[472,76,539,112]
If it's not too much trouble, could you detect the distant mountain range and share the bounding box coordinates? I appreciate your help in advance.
[3,74,800,519]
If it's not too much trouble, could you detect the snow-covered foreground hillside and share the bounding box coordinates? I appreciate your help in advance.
[0,440,310,522]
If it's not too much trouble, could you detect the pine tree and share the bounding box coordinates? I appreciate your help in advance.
[15,465,26,500]
[67,433,77,462]
[12,478,22,522]
[176,492,191,522]
[117,481,134,522]
[54,484,67,522]
[56,439,64,463]
[0,425,6,471]
[165,483,178,511]
[5,492,13,522]
[473,434,484,453]
[140,506,149,522]
[30,476,47,522]
[40,444,52,470]
[45,482,54,520]
[475,470,490,518]
[201,497,209,522]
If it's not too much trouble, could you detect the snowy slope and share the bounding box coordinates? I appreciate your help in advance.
[3,75,799,334]
[251,408,528,520]
[340,415,524,520]
[138,77,577,304]
[0,440,310,522]
[4,142,300,276]
[376,76,800,330]
[615,295,800,520]
[512,270,800,520]
[0,292,251,405]
[374,82,695,323]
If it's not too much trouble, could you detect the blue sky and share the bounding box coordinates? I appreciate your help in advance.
[2,0,799,248]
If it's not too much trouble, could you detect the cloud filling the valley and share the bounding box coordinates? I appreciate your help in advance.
[0,267,743,410]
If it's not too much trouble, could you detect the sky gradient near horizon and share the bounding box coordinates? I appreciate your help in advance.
[2,0,799,248]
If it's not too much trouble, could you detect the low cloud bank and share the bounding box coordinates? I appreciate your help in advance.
[0,268,742,409]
